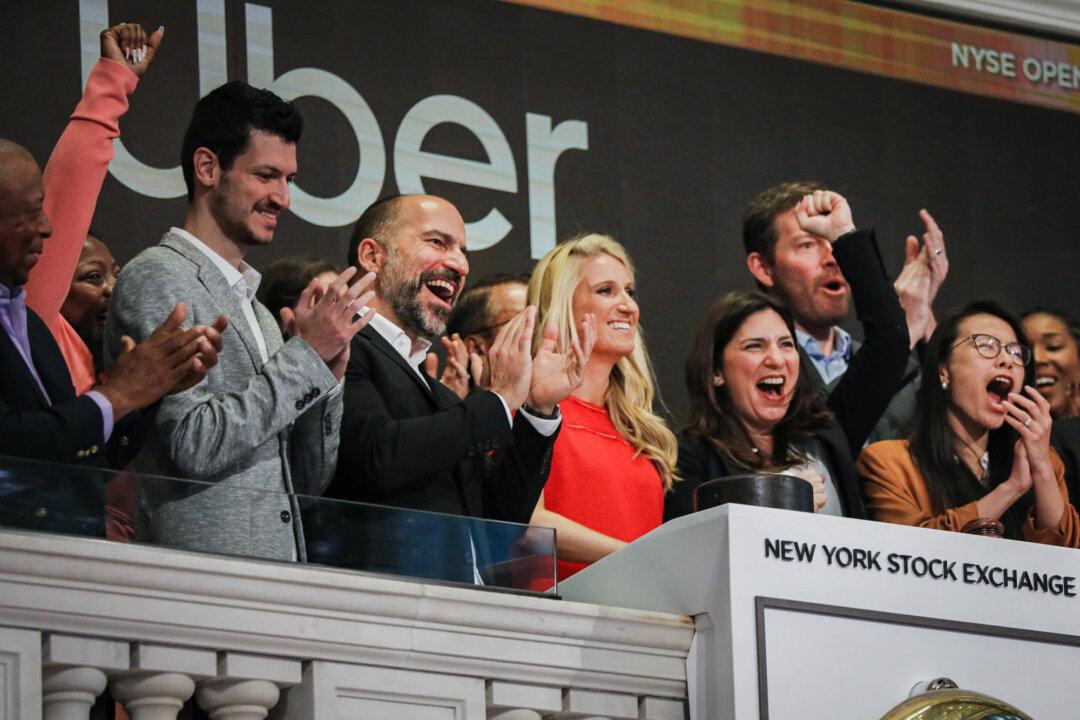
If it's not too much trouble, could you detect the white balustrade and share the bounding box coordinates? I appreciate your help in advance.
[41,634,129,720]
[0,530,690,720]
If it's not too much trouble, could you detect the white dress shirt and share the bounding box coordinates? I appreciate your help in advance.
[367,312,560,436]
[171,227,269,363]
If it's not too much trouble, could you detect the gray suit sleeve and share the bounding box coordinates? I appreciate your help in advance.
[104,251,339,479]
[289,383,343,498]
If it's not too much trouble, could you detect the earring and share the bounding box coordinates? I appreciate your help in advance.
[940,378,950,390]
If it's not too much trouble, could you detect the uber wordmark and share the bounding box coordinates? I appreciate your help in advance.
[764,538,1077,598]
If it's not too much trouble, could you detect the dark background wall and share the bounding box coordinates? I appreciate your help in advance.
[2,0,1077,423]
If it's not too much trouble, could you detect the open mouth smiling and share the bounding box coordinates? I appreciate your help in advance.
[422,273,461,309]
[756,375,787,401]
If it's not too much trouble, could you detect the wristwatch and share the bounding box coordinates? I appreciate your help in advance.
[521,402,560,420]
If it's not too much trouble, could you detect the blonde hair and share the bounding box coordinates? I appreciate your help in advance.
[528,233,678,491]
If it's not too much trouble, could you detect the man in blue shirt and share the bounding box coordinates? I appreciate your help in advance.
[742,181,947,442]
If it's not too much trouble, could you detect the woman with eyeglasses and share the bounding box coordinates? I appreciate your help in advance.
[857,301,1080,545]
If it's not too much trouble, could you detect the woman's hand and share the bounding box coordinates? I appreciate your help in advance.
[1004,386,1054,481]
[975,442,1032,521]
[1001,442,1034,496]
[788,467,827,512]
[526,313,597,414]
[1005,387,1066,530]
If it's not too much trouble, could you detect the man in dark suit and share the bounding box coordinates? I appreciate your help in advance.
[315,194,592,583]
[742,182,946,446]
[0,139,221,537]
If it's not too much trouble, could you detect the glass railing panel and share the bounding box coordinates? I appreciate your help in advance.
[0,454,556,594]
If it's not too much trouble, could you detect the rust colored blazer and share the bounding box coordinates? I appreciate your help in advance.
[857,439,1080,547]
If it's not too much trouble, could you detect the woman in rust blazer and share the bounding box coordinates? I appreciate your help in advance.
[857,301,1080,547]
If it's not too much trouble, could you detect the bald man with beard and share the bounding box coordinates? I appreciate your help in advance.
[315,194,593,583]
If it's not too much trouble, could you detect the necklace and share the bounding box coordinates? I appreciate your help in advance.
[954,440,990,484]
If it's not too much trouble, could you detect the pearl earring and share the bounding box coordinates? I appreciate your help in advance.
[941,378,949,390]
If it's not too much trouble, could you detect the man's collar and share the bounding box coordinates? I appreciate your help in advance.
[0,285,23,301]
[368,312,432,362]
[170,227,261,298]
[796,325,853,360]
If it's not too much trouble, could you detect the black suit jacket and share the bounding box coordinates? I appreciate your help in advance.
[308,325,557,582]
[665,420,867,522]
[0,307,137,536]
[799,229,911,458]
[1052,417,1080,508]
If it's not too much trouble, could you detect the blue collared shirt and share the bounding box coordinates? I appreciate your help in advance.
[797,326,853,386]
[0,284,113,440]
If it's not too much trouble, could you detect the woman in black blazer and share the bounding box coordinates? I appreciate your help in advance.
[665,292,867,521]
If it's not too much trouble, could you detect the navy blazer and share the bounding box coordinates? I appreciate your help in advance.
[0,307,137,536]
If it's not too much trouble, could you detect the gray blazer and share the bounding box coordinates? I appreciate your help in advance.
[104,231,342,561]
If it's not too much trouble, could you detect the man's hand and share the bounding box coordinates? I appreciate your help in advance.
[281,267,377,381]
[526,313,597,414]
[916,209,948,307]
[893,209,947,345]
[171,313,229,392]
[893,237,932,348]
[97,303,214,419]
[430,333,472,400]
[486,306,536,411]
[100,22,164,78]
[794,190,856,243]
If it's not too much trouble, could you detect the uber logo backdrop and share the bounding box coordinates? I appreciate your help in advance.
[2,0,1077,422]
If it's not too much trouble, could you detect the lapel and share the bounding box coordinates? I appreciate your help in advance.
[26,313,75,404]
[360,325,439,405]
[0,321,49,407]
[161,232,266,369]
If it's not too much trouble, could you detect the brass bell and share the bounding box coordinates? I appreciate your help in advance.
[880,677,1032,720]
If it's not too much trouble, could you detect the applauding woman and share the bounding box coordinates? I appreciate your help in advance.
[666,291,867,520]
[857,302,1080,545]
[528,234,678,582]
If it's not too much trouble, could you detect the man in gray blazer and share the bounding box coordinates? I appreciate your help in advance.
[105,81,375,561]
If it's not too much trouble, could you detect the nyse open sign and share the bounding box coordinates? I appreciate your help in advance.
[79,0,589,258]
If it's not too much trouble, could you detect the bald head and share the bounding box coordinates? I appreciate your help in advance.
[0,139,34,162]
[0,139,50,288]
[350,194,469,341]
[0,140,38,200]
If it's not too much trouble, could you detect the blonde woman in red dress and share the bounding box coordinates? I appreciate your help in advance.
[528,234,677,583]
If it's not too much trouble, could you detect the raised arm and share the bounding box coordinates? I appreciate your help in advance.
[25,23,162,324]
[794,192,909,455]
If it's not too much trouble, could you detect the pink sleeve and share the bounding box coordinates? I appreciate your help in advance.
[24,58,138,324]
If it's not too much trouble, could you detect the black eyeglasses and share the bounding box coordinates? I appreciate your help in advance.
[952,333,1031,366]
